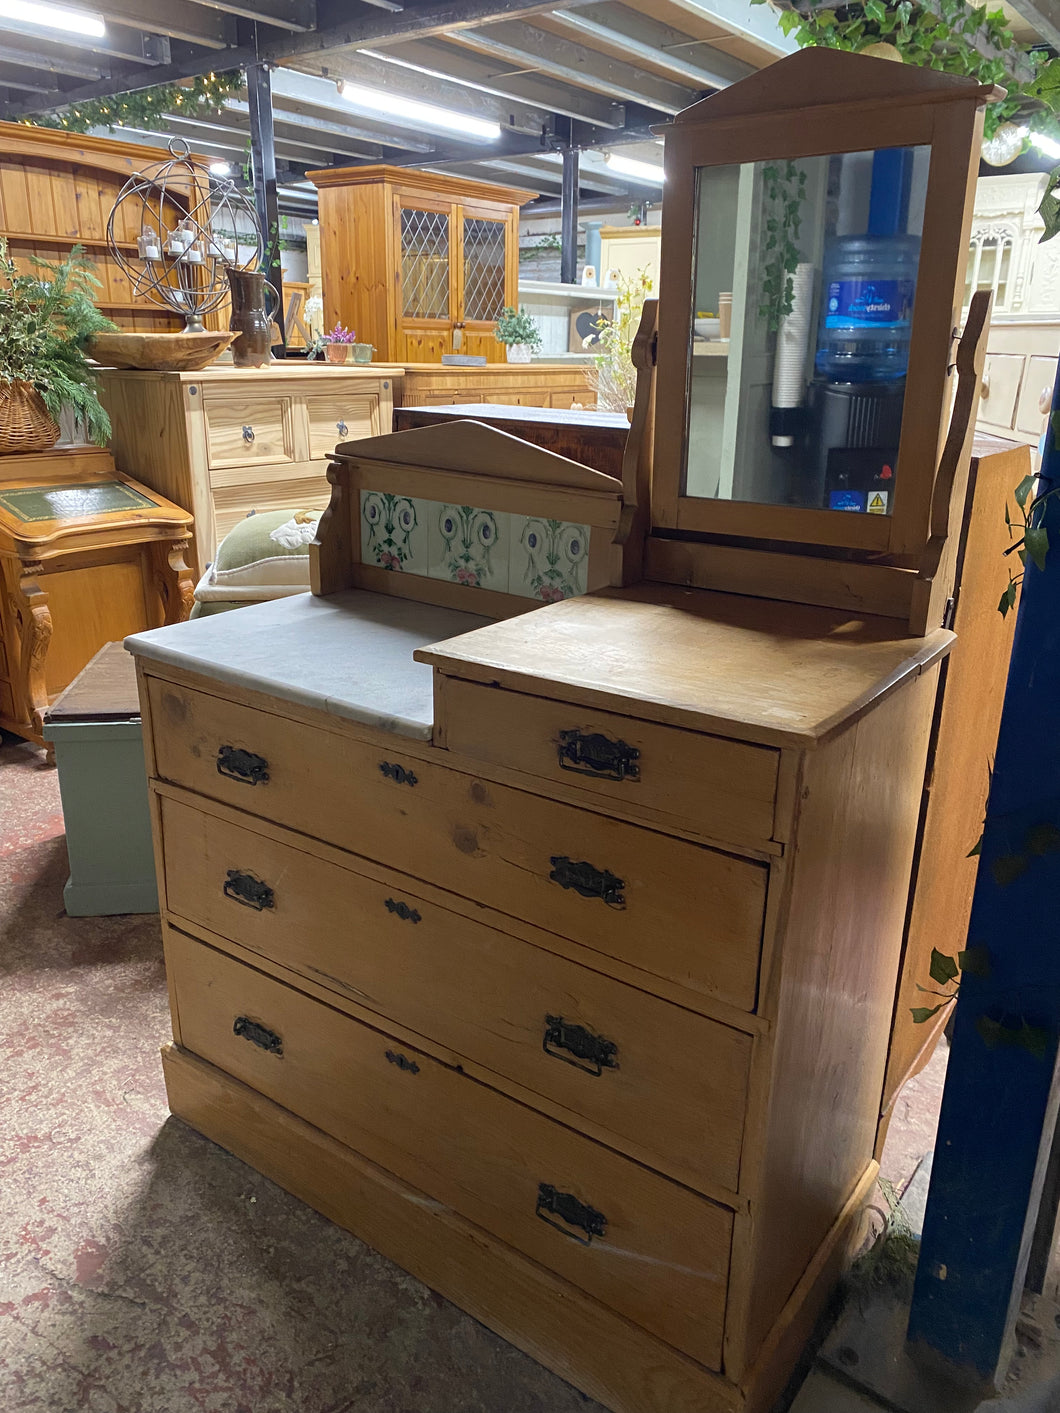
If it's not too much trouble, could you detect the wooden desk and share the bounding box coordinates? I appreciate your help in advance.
[0,448,192,746]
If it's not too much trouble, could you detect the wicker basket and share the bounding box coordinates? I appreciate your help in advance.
[0,380,60,457]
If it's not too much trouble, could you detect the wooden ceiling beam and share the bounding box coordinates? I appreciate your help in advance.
[366,37,625,126]
[180,0,315,32]
[442,19,700,112]
[283,49,553,134]
[92,0,232,48]
[540,4,754,88]
[0,17,171,66]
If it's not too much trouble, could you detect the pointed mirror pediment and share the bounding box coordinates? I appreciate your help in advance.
[672,47,995,125]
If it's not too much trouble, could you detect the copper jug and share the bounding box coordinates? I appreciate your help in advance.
[226,267,280,368]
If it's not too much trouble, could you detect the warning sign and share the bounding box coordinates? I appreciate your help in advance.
[867,491,889,515]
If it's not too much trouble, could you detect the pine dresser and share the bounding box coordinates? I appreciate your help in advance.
[126,417,954,1413]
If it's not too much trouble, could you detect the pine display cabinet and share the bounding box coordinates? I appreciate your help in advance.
[307,166,535,364]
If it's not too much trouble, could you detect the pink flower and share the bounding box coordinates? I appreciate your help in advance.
[456,566,480,586]
[379,551,401,571]
[537,584,565,603]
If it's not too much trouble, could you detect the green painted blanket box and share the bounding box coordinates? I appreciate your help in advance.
[43,642,157,916]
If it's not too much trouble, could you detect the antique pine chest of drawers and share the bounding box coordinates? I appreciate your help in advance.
[128,565,950,1413]
[123,45,1005,1413]
[98,365,403,578]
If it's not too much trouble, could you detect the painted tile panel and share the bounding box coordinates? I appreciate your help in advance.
[509,514,590,601]
[359,489,590,601]
[426,502,510,591]
[360,491,427,574]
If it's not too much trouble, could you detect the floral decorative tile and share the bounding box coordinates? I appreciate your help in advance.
[426,501,510,592]
[360,490,427,574]
[509,516,590,602]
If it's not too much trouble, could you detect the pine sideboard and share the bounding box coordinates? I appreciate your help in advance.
[98,364,402,576]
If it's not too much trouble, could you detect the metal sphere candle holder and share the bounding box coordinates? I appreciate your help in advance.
[106,138,263,332]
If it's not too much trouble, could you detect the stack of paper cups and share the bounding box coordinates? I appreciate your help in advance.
[718,292,732,340]
[771,261,815,447]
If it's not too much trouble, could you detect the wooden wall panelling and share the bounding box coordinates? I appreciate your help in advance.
[0,122,215,331]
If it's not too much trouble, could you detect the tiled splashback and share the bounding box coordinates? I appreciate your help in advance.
[360,490,590,602]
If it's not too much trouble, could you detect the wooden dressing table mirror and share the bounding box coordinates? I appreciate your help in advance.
[126,47,1015,1413]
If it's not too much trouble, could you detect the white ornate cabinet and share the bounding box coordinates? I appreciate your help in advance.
[966,172,1060,448]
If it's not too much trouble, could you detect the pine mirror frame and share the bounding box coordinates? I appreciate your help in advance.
[650,48,996,568]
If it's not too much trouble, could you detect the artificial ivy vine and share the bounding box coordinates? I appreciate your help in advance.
[20,70,245,137]
[759,160,808,331]
[757,0,1060,236]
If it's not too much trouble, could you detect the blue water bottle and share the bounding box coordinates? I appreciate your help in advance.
[814,148,920,383]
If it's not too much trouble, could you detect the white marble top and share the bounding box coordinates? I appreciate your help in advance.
[125,590,493,741]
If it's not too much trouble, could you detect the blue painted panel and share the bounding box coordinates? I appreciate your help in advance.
[908,366,1060,1376]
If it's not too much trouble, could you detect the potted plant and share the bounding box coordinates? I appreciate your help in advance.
[495,306,542,363]
[324,322,357,364]
[587,268,653,418]
[0,239,115,455]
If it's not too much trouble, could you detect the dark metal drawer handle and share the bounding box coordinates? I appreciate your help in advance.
[557,729,640,783]
[549,856,626,909]
[234,1015,282,1054]
[242,424,255,443]
[536,1183,607,1246]
[385,897,421,924]
[380,760,418,786]
[217,744,269,786]
[336,420,348,437]
[543,1015,618,1077]
[224,869,275,911]
[385,1049,420,1074]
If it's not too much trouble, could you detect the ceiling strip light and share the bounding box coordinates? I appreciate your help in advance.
[0,0,104,36]
[336,79,500,142]
[603,152,665,185]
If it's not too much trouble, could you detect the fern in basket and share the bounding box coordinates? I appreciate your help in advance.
[0,238,117,447]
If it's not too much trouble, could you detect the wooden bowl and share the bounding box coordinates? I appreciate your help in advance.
[88,330,236,372]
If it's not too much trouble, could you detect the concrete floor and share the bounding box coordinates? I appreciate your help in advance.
[0,730,950,1413]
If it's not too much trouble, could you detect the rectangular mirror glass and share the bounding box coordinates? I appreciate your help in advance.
[685,145,930,518]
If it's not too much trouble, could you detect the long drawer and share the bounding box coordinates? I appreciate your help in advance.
[160,794,752,1194]
[166,928,733,1369]
[148,678,767,1009]
[439,676,780,847]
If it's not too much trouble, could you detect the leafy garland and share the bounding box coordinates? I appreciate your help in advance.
[19,70,245,136]
[757,0,1060,235]
[760,0,1056,141]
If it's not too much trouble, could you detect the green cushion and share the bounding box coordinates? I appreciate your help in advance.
[194,508,322,606]
[213,508,320,571]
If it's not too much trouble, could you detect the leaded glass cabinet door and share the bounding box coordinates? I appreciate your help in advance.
[397,198,455,361]
[459,209,512,363]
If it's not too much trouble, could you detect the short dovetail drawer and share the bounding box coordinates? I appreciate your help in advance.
[440,677,780,847]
